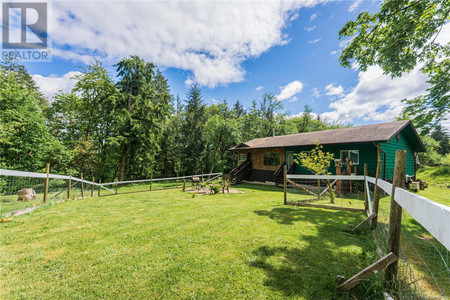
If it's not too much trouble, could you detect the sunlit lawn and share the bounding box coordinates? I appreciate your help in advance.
[0,184,380,299]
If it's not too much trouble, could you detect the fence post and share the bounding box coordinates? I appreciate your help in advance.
[43,163,50,203]
[149,174,153,191]
[371,160,383,230]
[283,165,287,205]
[67,169,72,200]
[115,179,118,195]
[317,179,321,200]
[386,150,406,286]
[183,179,186,191]
[336,161,341,196]
[98,179,101,197]
[364,164,368,212]
[81,173,84,198]
[91,177,95,197]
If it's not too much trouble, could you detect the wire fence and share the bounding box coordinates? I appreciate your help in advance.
[99,173,223,196]
[0,168,222,217]
[285,170,449,299]
[372,186,449,299]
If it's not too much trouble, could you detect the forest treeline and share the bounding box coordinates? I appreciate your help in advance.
[0,57,346,181]
[1,56,448,181]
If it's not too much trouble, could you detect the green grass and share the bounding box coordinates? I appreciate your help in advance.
[0,184,381,299]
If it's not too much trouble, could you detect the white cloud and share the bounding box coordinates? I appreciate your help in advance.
[324,83,344,96]
[311,87,320,98]
[321,66,430,123]
[329,50,339,55]
[348,0,362,12]
[255,86,264,91]
[308,38,322,44]
[310,13,317,21]
[288,96,298,103]
[32,71,81,100]
[288,111,318,119]
[50,1,329,88]
[276,80,304,101]
[305,26,316,32]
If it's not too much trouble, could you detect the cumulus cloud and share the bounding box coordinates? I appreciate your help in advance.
[49,1,329,87]
[310,13,317,21]
[255,86,264,91]
[32,71,81,100]
[308,38,322,44]
[321,66,430,123]
[348,0,362,12]
[324,83,344,96]
[288,96,298,103]
[276,80,304,101]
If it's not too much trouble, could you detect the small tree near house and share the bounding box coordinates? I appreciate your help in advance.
[294,141,335,203]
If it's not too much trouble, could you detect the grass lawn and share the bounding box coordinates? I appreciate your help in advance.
[0,184,381,299]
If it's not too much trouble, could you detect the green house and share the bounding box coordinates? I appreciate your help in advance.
[229,120,425,184]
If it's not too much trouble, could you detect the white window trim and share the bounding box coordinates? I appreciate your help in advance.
[238,154,246,161]
[340,150,360,165]
[300,151,311,157]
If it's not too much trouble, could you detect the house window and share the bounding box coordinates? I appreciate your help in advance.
[238,154,246,161]
[300,151,311,157]
[340,150,359,165]
[264,152,280,166]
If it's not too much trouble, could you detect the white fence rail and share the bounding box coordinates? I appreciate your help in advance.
[286,173,450,250]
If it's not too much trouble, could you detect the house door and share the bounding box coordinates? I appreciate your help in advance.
[286,151,294,168]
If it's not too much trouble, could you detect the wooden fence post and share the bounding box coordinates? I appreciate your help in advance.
[91,177,95,197]
[371,160,383,230]
[43,163,50,203]
[149,174,153,191]
[98,179,101,197]
[183,179,186,191]
[81,173,84,198]
[283,165,287,205]
[317,179,321,200]
[67,169,71,200]
[385,150,406,286]
[115,179,118,195]
[364,164,368,212]
[336,162,341,196]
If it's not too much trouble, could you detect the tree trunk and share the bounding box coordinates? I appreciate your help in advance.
[118,145,127,182]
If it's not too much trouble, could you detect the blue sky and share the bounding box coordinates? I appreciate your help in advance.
[18,0,449,129]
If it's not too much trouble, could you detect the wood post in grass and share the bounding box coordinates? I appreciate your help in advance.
[43,163,50,203]
[317,179,321,200]
[183,179,186,191]
[91,177,95,197]
[115,179,118,195]
[371,160,383,230]
[149,175,152,191]
[364,164,368,212]
[67,169,72,200]
[98,179,101,197]
[386,150,406,286]
[283,164,287,205]
[81,173,84,198]
[336,161,341,196]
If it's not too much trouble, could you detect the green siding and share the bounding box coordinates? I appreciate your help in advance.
[285,143,378,176]
[380,132,416,179]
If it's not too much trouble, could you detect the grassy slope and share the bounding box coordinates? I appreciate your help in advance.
[0,184,380,299]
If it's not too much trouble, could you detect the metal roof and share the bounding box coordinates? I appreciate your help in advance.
[230,120,425,152]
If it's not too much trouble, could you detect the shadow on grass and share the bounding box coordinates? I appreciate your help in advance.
[251,206,383,299]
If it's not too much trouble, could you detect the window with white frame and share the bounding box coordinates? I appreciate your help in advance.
[238,154,246,161]
[340,150,359,165]
[300,151,311,157]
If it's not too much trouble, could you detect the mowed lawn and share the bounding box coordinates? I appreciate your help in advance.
[1,184,380,299]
